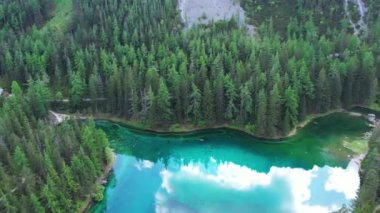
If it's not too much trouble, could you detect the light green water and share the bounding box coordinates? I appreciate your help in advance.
[91,113,370,213]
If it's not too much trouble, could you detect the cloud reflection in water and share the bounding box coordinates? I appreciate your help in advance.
[155,157,359,213]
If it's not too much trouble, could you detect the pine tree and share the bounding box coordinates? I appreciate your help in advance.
[63,164,79,196]
[168,66,182,121]
[89,72,100,113]
[215,73,225,122]
[188,83,202,124]
[11,81,23,98]
[224,75,238,120]
[69,72,85,110]
[13,146,30,175]
[147,86,156,125]
[27,77,52,118]
[284,86,298,128]
[330,63,342,109]
[256,89,267,136]
[316,68,331,112]
[203,80,215,123]
[239,83,252,124]
[156,78,171,121]
[130,86,140,120]
[30,193,45,213]
[267,83,281,136]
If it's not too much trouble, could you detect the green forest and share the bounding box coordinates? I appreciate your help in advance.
[2,0,380,137]
[357,125,380,212]
[0,81,111,211]
[0,0,379,212]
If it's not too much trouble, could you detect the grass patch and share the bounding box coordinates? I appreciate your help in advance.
[169,124,183,132]
[343,138,368,154]
[40,0,72,34]
[0,77,8,88]
[120,120,151,130]
[370,103,380,111]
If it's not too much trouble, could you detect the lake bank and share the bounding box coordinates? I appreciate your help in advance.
[51,108,363,141]
[79,151,115,213]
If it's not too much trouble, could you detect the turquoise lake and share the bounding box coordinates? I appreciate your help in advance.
[91,113,370,213]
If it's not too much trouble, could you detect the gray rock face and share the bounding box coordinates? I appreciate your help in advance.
[178,0,254,35]
[344,0,368,35]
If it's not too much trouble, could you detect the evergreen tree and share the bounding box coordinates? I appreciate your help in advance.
[239,83,252,124]
[215,73,225,122]
[146,86,156,125]
[224,75,238,120]
[284,86,298,129]
[316,68,331,112]
[89,72,100,112]
[256,89,267,136]
[203,80,215,123]
[69,72,85,110]
[27,77,52,118]
[156,78,171,121]
[267,83,281,136]
[188,83,202,124]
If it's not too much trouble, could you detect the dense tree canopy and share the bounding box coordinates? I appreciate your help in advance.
[0,0,379,210]
[1,1,379,138]
[356,126,380,212]
[0,82,111,212]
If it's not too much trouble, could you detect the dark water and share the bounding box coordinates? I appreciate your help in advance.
[91,113,369,213]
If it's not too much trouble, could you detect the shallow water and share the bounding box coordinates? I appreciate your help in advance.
[91,113,370,213]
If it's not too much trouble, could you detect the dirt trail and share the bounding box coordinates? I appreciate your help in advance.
[374,205,380,213]
[49,110,87,124]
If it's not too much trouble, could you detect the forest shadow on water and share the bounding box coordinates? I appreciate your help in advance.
[91,113,369,213]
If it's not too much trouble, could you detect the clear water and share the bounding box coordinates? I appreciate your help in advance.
[91,113,369,213]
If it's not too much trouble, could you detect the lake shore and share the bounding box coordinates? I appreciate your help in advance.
[352,152,368,170]
[54,108,361,141]
[79,151,115,213]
